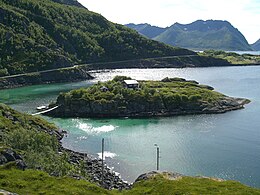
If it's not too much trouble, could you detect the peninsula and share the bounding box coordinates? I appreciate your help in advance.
[47,76,249,118]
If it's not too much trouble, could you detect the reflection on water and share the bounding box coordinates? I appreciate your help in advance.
[1,66,260,187]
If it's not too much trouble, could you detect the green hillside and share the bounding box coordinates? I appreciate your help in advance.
[0,0,193,77]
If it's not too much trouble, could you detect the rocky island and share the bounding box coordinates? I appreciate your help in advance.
[47,76,250,118]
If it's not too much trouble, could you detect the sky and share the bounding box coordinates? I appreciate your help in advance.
[78,0,260,44]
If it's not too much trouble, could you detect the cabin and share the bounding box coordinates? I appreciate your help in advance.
[123,80,139,89]
[100,86,109,92]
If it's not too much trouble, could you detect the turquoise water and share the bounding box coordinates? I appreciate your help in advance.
[1,66,260,187]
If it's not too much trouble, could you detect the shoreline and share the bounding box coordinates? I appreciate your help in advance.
[46,97,250,119]
[1,56,260,90]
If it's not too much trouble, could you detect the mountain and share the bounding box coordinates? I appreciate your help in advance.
[126,23,166,39]
[251,39,260,51]
[0,0,193,77]
[127,20,252,51]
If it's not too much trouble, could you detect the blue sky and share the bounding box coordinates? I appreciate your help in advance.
[79,0,260,44]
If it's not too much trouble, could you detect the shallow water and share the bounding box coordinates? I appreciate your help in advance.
[1,66,260,187]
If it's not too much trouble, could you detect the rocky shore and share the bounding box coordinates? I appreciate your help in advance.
[49,96,249,118]
[0,130,131,190]
[63,148,131,190]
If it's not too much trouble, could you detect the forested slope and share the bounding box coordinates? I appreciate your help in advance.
[0,0,193,76]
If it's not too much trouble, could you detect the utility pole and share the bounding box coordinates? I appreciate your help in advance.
[101,138,104,186]
[154,144,160,171]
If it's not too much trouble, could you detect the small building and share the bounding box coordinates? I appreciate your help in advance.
[123,80,139,89]
[100,86,109,92]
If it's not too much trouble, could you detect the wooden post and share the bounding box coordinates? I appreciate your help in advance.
[154,144,160,171]
[101,138,104,186]
[157,146,159,171]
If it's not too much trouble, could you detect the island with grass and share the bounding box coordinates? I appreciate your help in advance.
[47,76,250,118]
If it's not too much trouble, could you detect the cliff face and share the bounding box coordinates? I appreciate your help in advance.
[47,77,249,118]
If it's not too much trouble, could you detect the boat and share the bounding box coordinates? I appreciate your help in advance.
[36,105,49,111]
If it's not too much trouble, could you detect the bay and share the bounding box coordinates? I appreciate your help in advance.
[1,66,260,188]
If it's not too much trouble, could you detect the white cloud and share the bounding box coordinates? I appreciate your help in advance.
[79,0,260,43]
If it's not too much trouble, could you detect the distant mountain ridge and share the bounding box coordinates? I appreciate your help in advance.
[126,20,252,51]
[126,23,166,39]
[251,39,260,51]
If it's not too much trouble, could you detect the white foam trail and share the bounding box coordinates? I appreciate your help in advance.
[77,121,117,134]
[97,151,118,159]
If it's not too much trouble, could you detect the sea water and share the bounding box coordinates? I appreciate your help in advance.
[1,66,260,187]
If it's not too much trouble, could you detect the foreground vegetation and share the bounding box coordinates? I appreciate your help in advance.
[49,76,248,117]
[200,50,260,65]
[1,166,260,195]
[0,103,80,176]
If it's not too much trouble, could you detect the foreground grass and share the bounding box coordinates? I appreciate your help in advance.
[126,174,260,195]
[0,166,111,195]
[1,167,260,195]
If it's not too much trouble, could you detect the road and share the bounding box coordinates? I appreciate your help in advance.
[0,55,197,79]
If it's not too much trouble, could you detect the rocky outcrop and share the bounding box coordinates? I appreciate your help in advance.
[134,171,224,184]
[0,148,27,170]
[135,171,183,183]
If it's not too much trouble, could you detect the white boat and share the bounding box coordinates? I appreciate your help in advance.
[36,105,48,111]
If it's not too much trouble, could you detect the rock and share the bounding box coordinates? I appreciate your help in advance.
[2,149,16,162]
[135,171,159,182]
[16,159,27,170]
[0,189,18,195]
[135,171,183,183]
[0,155,7,165]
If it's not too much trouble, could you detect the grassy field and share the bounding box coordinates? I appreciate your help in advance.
[1,166,260,195]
